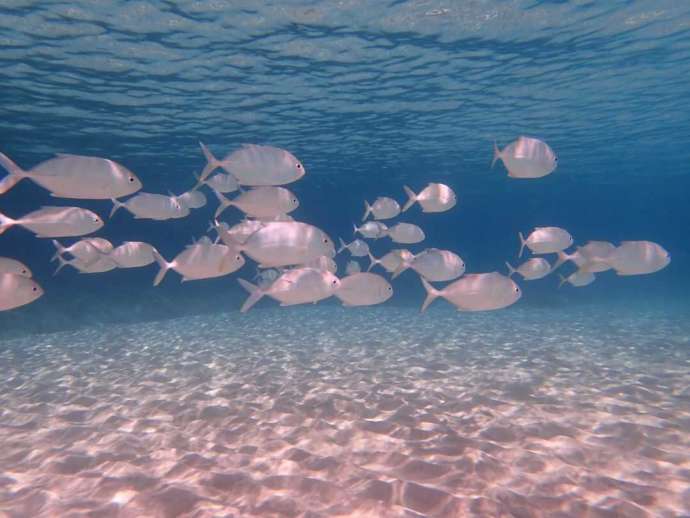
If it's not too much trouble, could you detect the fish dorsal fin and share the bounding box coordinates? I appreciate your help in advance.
[55,153,93,159]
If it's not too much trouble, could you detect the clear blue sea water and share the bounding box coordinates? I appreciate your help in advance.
[0,2,689,516]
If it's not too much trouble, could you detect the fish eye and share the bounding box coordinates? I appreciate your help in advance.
[32,287,37,292]
[332,279,338,285]
[236,255,242,261]
[515,287,520,293]
[296,163,302,170]
[128,177,135,183]
[93,217,100,222]
[323,238,329,244]
[22,269,27,274]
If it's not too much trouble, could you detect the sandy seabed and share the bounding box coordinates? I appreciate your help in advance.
[0,304,689,517]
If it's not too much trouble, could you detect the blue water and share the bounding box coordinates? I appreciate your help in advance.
[1,2,689,516]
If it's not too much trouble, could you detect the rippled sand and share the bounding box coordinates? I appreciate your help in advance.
[1,305,689,517]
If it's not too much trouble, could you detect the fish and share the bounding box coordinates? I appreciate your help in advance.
[55,254,118,275]
[506,258,552,280]
[0,273,43,311]
[0,207,103,238]
[219,221,335,268]
[238,267,340,313]
[492,137,557,178]
[420,272,522,312]
[386,222,425,244]
[367,249,413,273]
[0,257,32,277]
[519,227,573,257]
[152,244,245,286]
[51,238,113,264]
[362,197,401,221]
[177,190,207,210]
[110,192,189,220]
[354,221,388,239]
[199,142,305,185]
[109,241,158,268]
[213,186,299,219]
[254,268,280,289]
[202,172,239,193]
[0,152,142,198]
[558,270,596,288]
[345,260,361,275]
[604,241,670,276]
[335,272,393,307]
[402,183,456,213]
[393,248,465,281]
[337,238,369,257]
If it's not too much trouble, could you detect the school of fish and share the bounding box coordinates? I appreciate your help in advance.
[0,136,671,313]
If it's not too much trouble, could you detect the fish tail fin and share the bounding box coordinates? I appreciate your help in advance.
[238,278,265,313]
[505,261,517,278]
[420,277,441,313]
[51,239,67,262]
[212,188,232,219]
[0,210,15,235]
[557,274,567,289]
[491,141,501,168]
[53,255,74,276]
[402,185,417,212]
[552,251,568,272]
[337,237,347,254]
[352,223,358,235]
[109,198,124,218]
[0,152,27,195]
[152,250,171,286]
[362,201,372,222]
[518,232,526,258]
[366,252,378,272]
[199,142,222,182]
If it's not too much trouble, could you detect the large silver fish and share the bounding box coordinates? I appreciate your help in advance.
[0,152,142,198]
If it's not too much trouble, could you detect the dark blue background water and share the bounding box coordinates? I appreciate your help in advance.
[1,1,688,337]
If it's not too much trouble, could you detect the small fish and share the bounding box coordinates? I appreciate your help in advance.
[386,222,425,244]
[605,241,670,276]
[199,142,305,185]
[492,137,557,178]
[506,258,551,280]
[51,238,113,264]
[558,270,595,288]
[0,207,103,238]
[362,197,400,221]
[110,192,189,220]
[0,258,31,278]
[219,222,335,268]
[0,152,142,198]
[213,186,299,219]
[519,227,573,257]
[238,267,340,313]
[420,272,521,312]
[152,244,245,286]
[0,273,43,311]
[254,268,280,289]
[354,221,388,239]
[402,183,456,213]
[177,190,207,210]
[367,249,413,273]
[335,272,393,307]
[345,260,362,275]
[109,241,158,268]
[337,238,370,257]
[203,172,239,193]
[55,254,118,275]
[393,248,465,281]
